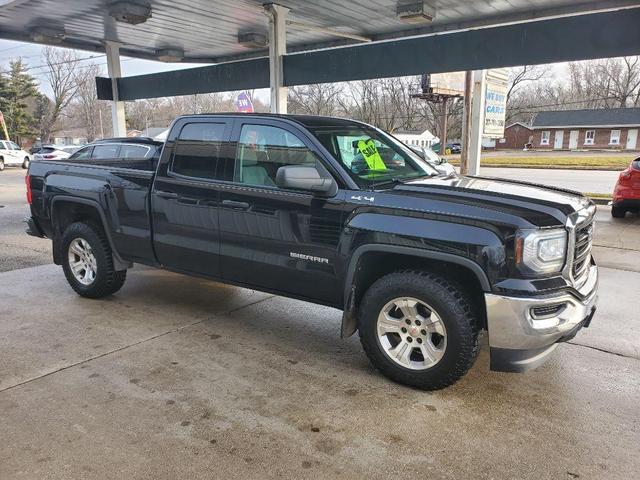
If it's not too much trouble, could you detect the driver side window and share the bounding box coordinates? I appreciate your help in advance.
[235,124,315,188]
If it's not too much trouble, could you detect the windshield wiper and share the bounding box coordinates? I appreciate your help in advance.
[371,173,436,188]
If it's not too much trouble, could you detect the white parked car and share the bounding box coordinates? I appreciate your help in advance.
[32,145,80,163]
[0,140,32,171]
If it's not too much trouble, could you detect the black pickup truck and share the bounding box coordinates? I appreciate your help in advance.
[26,114,598,390]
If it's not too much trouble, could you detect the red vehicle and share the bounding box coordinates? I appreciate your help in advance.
[612,158,640,218]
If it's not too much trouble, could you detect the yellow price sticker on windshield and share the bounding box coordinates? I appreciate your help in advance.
[357,139,387,171]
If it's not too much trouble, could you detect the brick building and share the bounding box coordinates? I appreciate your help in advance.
[531,108,640,150]
[494,122,534,149]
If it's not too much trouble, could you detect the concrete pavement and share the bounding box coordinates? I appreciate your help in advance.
[0,168,51,272]
[1,264,639,480]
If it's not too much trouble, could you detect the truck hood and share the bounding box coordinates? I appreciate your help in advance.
[383,174,593,228]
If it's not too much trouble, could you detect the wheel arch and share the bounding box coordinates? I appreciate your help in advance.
[341,245,490,338]
[50,195,131,270]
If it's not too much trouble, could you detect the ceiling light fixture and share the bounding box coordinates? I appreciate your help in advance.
[30,27,66,44]
[237,31,268,48]
[396,1,436,23]
[155,48,184,62]
[109,1,152,25]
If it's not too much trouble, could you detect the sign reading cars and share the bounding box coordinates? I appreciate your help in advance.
[483,68,509,138]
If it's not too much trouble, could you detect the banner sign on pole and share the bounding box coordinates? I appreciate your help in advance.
[483,69,508,138]
[235,91,254,113]
[0,111,9,140]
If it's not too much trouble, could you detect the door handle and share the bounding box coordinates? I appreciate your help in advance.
[222,199,250,210]
[156,191,178,199]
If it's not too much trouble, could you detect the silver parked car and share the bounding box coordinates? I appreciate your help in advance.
[409,145,456,176]
[33,145,82,162]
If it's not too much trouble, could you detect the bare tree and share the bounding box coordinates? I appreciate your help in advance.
[73,64,110,141]
[288,83,342,116]
[39,46,81,142]
[505,65,550,124]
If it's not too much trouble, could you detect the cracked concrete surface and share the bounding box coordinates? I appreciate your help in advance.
[1,168,639,479]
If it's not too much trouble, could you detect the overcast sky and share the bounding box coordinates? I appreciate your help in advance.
[0,39,211,94]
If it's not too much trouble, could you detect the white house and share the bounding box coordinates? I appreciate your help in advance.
[393,128,439,148]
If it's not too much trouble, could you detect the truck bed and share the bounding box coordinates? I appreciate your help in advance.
[28,158,157,266]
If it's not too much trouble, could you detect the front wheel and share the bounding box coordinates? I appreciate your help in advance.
[611,206,626,218]
[0,159,4,171]
[22,157,29,169]
[358,271,479,390]
[61,221,127,298]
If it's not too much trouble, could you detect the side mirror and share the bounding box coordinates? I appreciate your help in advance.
[276,165,337,196]
[439,157,448,164]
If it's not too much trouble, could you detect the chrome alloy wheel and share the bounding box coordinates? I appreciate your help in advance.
[68,238,97,285]
[376,297,447,370]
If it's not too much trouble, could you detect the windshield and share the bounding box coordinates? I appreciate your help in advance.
[309,124,439,188]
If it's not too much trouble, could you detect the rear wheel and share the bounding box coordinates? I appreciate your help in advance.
[61,221,127,298]
[611,206,626,218]
[358,271,479,390]
[22,157,29,169]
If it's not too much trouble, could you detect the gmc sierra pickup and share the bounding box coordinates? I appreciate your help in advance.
[25,114,598,390]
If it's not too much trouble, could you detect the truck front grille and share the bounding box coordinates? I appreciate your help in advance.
[572,215,594,282]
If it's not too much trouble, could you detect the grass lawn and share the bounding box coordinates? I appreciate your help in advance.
[447,155,633,170]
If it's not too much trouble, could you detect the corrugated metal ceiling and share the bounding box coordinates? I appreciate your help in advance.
[0,0,636,63]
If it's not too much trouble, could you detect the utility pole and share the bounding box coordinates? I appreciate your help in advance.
[440,97,449,156]
[99,109,104,139]
[460,71,473,174]
[410,74,462,156]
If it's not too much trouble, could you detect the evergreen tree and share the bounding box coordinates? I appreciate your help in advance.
[0,59,39,142]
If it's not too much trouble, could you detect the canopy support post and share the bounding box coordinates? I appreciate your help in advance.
[266,3,289,114]
[105,41,126,137]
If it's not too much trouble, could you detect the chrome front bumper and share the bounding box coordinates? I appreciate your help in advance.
[486,263,598,372]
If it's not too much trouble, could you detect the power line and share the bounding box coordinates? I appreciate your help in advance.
[0,44,31,54]
[0,55,137,79]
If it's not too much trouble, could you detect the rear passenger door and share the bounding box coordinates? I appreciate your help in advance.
[151,118,233,277]
[218,119,345,305]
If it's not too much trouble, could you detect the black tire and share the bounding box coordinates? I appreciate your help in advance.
[0,159,4,171]
[22,157,29,169]
[61,221,127,298]
[358,271,479,390]
[611,206,626,218]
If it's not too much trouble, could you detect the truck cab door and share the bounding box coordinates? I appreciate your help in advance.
[151,118,233,277]
[218,119,345,306]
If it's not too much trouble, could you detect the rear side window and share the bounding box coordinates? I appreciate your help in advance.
[120,144,150,159]
[171,122,228,179]
[92,144,120,159]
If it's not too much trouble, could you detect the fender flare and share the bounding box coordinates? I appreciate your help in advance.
[50,195,132,271]
[340,244,491,338]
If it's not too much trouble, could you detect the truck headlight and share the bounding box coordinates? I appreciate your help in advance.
[516,229,567,275]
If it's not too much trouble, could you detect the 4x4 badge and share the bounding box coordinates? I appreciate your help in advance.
[350,195,375,202]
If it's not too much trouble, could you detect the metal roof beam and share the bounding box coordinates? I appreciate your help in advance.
[284,7,640,86]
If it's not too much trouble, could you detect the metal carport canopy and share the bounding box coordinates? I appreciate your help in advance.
[97,6,640,101]
[0,0,639,100]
